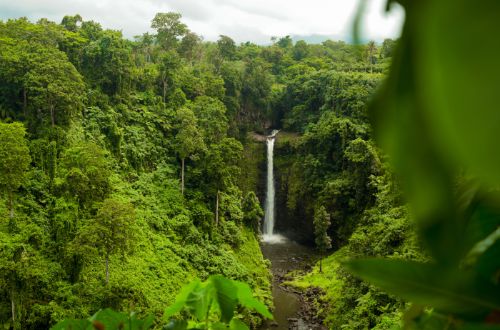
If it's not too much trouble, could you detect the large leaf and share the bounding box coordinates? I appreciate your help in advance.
[50,319,92,330]
[462,195,500,254]
[344,259,500,317]
[210,275,238,323]
[163,320,188,330]
[211,322,229,330]
[164,279,201,320]
[369,19,463,265]
[460,325,500,330]
[128,313,155,330]
[233,281,273,319]
[229,319,249,330]
[185,283,214,322]
[415,0,500,188]
[90,309,129,329]
[406,312,500,330]
[475,237,500,280]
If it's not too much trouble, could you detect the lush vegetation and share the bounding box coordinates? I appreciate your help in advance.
[0,11,396,329]
[4,2,495,329]
[0,14,279,329]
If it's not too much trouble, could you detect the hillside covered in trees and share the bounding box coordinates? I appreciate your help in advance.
[3,6,490,329]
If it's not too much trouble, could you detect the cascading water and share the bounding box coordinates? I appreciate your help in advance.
[263,136,275,236]
[263,130,283,243]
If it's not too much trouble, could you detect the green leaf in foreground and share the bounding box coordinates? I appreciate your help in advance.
[128,313,155,330]
[164,320,188,330]
[344,259,500,318]
[89,308,128,329]
[210,275,238,323]
[406,311,500,330]
[50,319,92,330]
[233,281,273,319]
[229,318,250,330]
[164,276,272,323]
[164,279,202,320]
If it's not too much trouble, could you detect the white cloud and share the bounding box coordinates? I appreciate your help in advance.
[0,0,404,43]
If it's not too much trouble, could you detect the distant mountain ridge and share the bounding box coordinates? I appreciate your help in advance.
[290,34,385,44]
[291,34,345,44]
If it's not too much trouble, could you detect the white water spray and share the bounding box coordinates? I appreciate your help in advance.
[263,130,284,243]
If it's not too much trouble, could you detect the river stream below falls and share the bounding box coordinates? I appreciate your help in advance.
[260,132,323,329]
[260,236,321,330]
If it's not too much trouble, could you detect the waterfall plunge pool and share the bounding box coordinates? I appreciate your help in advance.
[262,234,286,244]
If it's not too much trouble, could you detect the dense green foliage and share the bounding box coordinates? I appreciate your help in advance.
[52,309,154,330]
[0,9,418,330]
[0,15,278,329]
[0,122,31,219]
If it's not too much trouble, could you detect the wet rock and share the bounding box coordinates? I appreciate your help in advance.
[288,318,299,330]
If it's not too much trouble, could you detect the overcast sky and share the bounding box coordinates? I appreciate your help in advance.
[0,0,404,44]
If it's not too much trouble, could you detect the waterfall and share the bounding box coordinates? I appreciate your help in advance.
[263,136,275,236]
[263,130,283,243]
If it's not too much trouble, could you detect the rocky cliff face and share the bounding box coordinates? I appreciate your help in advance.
[273,136,315,245]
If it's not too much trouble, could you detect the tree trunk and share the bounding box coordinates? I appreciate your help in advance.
[105,253,109,285]
[9,191,14,220]
[163,80,167,103]
[215,190,219,227]
[181,158,185,195]
[11,295,15,326]
[50,105,55,127]
[23,88,27,117]
[319,257,323,273]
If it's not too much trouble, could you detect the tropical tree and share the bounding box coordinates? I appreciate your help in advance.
[25,45,85,127]
[58,141,112,208]
[136,32,155,63]
[204,138,243,226]
[293,40,309,60]
[174,107,205,194]
[179,31,202,63]
[276,35,293,49]
[151,12,188,50]
[0,122,31,220]
[313,205,332,272]
[380,38,395,59]
[242,192,264,234]
[0,230,56,329]
[158,50,181,103]
[190,96,229,144]
[78,197,136,284]
[0,38,30,120]
[60,14,82,32]
[366,40,377,72]
[217,35,237,60]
